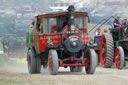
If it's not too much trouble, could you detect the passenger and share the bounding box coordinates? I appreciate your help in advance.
[62,18,69,28]
[113,16,120,29]
[122,19,128,37]
[121,19,128,30]
[118,19,128,39]
[30,21,34,29]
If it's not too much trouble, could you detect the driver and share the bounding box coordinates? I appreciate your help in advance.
[62,18,69,28]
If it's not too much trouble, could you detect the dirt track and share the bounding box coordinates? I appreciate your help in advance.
[0,63,128,85]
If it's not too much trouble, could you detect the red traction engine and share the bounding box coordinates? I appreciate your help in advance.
[26,11,97,75]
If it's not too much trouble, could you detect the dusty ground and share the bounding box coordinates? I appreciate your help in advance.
[0,62,128,85]
[0,23,124,85]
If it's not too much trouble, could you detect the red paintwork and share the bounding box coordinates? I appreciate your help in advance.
[52,26,57,33]
[59,58,86,67]
[100,35,107,67]
[116,27,120,30]
[37,12,88,18]
[60,64,85,67]
[33,12,89,53]
[82,33,89,44]
[86,53,90,69]
[39,32,89,52]
[61,26,79,32]
[61,26,70,32]
[80,29,87,33]
[49,55,53,71]
[61,26,70,37]
[114,48,120,68]
[61,26,89,44]
[34,17,41,53]
[39,34,61,51]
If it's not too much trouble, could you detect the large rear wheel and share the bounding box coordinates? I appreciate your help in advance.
[85,48,97,74]
[114,46,125,69]
[36,56,41,73]
[27,48,36,73]
[27,48,41,74]
[48,50,59,75]
[100,33,114,68]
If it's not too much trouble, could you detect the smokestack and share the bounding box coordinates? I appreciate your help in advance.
[67,5,75,30]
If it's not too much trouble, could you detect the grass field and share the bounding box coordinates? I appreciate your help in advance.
[0,39,7,66]
[0,54,8,66]
[0,41,3,50]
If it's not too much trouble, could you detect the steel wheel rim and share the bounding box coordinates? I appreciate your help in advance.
[115,48,120,68]
[100,35,107,66]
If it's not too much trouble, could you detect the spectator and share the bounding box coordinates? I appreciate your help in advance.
[95,28,102,37]
[95,28,102,47]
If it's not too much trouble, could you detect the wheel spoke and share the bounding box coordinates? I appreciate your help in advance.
[103,41,106,47]
[103,56,106,64]
[118,55,120,61]
[114,47,122,69]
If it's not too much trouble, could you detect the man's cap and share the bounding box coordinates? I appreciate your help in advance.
[67,5,75,10]
[32,21,35,25]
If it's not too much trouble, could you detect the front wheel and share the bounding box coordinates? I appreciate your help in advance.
[36,56,41,73]
[100,33,114,68]
[48,50,59,75]
[27,48,41,74]
[27,48,36,73]
[114,46,125,69]
[85,48,97,74]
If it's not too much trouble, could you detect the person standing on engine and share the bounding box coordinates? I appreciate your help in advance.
[113,16,120,29]
[121,19,128,29]
[122,19,128,36]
